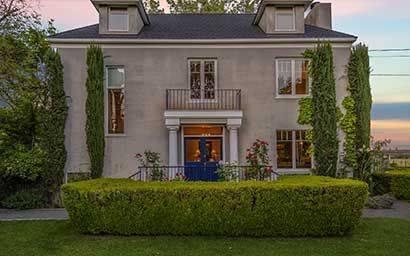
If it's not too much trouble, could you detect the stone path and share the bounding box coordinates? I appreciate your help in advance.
[0,208,68,221]
[363,200,410,220]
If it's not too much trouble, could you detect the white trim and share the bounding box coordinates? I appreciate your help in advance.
[105,66,126,136]
[165,110,243,119]
[275,58,310,98]
[108,7,129,32]
[275,7,296,32]
[49,38,356,46]
[277,169,311,175]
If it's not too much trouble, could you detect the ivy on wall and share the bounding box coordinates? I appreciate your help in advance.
[347,43,372,181]
[297,97,314,156]
[340,96,357,170]
[301,42,339,177]
[85,45,105,179]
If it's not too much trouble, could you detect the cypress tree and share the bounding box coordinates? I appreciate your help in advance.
[41,48,68,191]
[308,42,339,177]
[85,45,105,178]
[348,44,372,180]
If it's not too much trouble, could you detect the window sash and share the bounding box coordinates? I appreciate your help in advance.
[275,8,295,31]
[188,59,217,100]
[277,130,312,169]
[108,8,129,31]
[276,59,310,97]
[106,67,126,135]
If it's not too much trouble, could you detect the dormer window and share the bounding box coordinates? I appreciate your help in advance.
[275,7,295,32]
[108,7,129,31]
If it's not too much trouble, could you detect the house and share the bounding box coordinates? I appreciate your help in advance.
[49,0,357,181]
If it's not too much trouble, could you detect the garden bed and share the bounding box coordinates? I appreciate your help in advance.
[61,176,368,237]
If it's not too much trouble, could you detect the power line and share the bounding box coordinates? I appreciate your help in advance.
[371,74,410,77]
[369,48,410,52]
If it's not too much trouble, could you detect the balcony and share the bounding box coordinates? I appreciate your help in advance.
[166,89,242,111]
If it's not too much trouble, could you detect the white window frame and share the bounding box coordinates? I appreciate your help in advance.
[105,66,126,136]
[187,59,218,101]
[275,7,296,32]
[276,58,311,98]
[108,7,129,32]
[276,130,312,172]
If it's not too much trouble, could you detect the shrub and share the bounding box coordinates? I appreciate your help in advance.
[1,190,46,210]
[61,176,368,237]
[372,170,410,200]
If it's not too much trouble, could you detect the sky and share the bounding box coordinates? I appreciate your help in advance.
[38,0,410,149]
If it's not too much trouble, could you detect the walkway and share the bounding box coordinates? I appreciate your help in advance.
[363,200,410,220]
[0,208,68,221]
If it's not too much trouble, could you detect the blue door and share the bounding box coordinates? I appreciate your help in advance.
[184,137,222,181]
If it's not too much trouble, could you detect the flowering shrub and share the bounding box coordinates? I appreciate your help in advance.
[245,139,272,180]
[135,150,163,181]
[171,172,187,182]
[216,162,239,181]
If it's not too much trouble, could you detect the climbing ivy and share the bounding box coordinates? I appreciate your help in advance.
[85,45,105,179]
[297,97,314,156]
[347,43,372,181]
[340,96,357,171]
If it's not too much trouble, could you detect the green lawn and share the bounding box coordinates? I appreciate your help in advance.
[0,218,409,256]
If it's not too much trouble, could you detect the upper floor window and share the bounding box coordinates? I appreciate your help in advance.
[275,8,295,32]
[276,58,310,97]
[106,67,125,135]
[188,59,217,100]
[109,7,128,31]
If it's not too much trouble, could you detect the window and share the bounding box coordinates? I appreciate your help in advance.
[277,130,312,169]
[106,67,125,134]
[275,8,295,31]
[276,59,309,97]
[188,59,217,100]
[109,7,128,31]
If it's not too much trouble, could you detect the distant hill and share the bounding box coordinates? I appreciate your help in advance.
[372,103,410,120]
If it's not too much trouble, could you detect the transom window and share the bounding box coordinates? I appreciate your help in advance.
[109,7,128,31]
[277,130,312,169]
[106,67,125,135]
[188,59,217,100]
[275,7,295,31]
[276,59,310,97]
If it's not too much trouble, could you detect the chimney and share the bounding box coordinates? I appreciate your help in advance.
[305,2,332,30]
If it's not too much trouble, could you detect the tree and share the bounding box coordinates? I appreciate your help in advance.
[144,0,164,14]
[166,0,260,14]
[0,0,40,36]
[85,45,105,179]
[305,42,339,177]
[348,43,372,180]
[40,48,68,192]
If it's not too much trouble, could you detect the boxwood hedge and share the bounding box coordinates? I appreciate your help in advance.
[61,176,368,237]
[372,170,410,199]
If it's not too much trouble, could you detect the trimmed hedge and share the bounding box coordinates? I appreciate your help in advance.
[372,170,410,199]
[61,176,368,237]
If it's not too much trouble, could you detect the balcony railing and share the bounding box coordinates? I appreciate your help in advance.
[166,89,241,110]
[129,166,279,182]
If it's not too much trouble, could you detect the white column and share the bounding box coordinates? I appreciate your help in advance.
[168,126,179,168]
[228,126,239,164]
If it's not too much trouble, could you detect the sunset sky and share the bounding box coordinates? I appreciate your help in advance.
[38,0,410,149]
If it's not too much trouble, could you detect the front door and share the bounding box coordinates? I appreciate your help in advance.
[184,137,222,181]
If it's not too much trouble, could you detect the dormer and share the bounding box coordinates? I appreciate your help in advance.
[253,0,312,34]
[91,0,150,35]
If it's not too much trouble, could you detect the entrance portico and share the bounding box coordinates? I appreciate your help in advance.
[165,110,243,180]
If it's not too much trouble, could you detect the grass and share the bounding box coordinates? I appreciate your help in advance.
[0,218,409,256]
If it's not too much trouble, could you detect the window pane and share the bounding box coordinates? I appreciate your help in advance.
[108,89,125,134]
[190,61,201,99]
[108,68,125,88]
[276,10,294,31]
[205,139,221,162]
[295,131,312,168]
[109,8,128,31]
[184,126,223,136]
[186,139,201,162]
[204,61,215,99]
[277,130,293,168]
[278,60,292,95]
[295,60,309,95]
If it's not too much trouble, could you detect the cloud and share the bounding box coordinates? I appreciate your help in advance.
[372,120,410,149]
[330,0,410,18]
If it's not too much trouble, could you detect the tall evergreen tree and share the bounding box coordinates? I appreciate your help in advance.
[41,48,68,190]
[348,44,372,180]
[306,42,339,177]
[166,0,260,13]
[85,45,105,179]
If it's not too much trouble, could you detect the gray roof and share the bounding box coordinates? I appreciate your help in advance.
[50,14,356,40]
